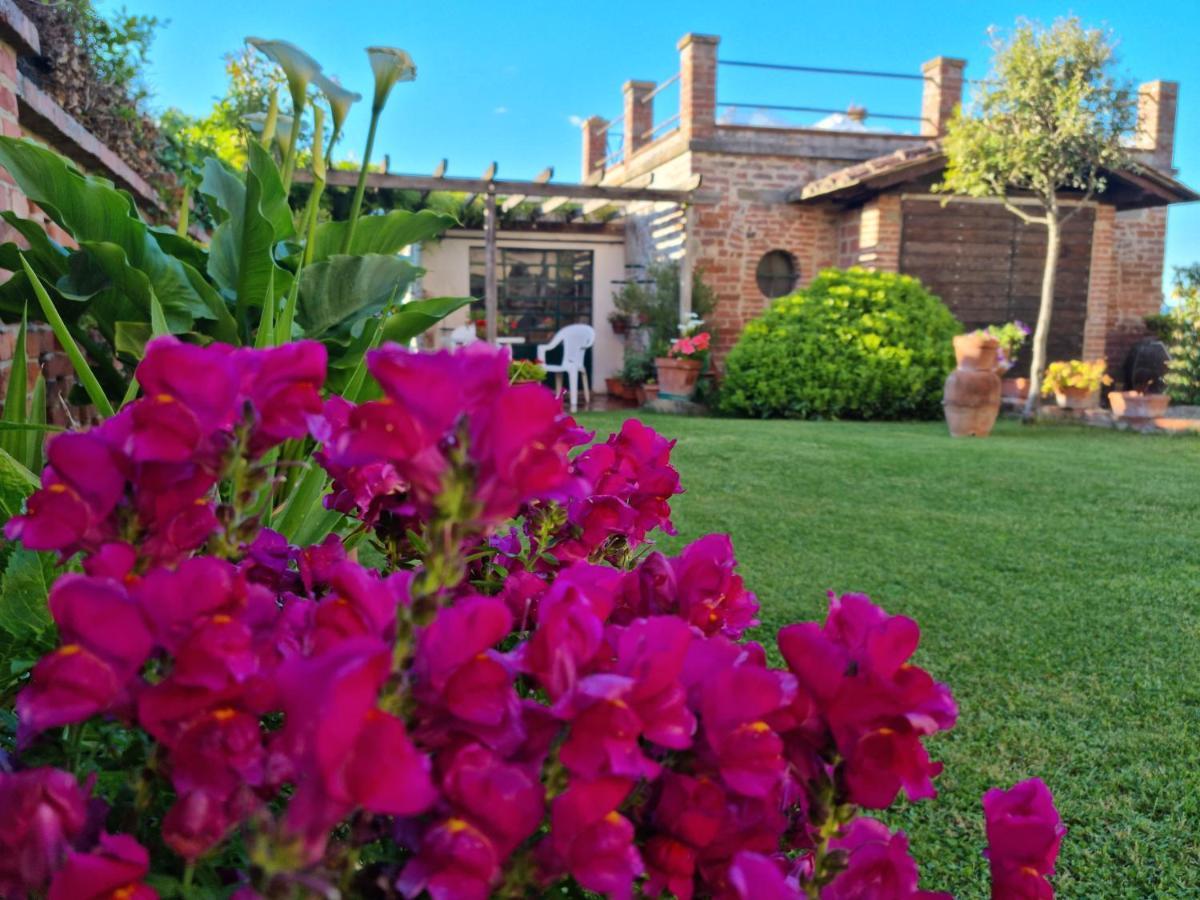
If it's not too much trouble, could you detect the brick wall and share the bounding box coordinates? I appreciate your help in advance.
[1106,206,1168,369]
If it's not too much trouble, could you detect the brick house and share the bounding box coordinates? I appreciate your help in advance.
[580,34,1196,380]
[0,0,175,424]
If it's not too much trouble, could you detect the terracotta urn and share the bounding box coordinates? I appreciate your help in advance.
[1109,390,1169,424]
[1053,387,1097,410]
[943,333,1002,437]
[655,357,702,398]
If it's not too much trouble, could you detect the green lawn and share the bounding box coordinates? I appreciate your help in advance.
[580,413,1200,898]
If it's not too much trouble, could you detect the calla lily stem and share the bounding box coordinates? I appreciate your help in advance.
[342,107,380,253]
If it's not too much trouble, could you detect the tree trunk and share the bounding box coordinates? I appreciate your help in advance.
[1022,213,1062,419]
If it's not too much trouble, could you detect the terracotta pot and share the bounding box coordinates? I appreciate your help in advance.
[1053,386,1097,410]
[1001,378,1030,402]
[634,385,647,406]
[655,357,702,398]
[606,377,636,400]
[642,384,660,405]
[944,333,1002,437]
[1109,390,1169,423]
[610,316,630,335]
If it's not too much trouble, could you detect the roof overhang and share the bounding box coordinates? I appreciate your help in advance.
[790,144,1200,210]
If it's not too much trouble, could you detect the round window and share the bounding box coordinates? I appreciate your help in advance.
[756,250,798,299]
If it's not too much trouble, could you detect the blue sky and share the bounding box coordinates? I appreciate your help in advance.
[109,0,1199,283]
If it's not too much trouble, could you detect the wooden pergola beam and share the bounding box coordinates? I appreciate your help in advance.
[299,168,701,204]
[502,166,554,212]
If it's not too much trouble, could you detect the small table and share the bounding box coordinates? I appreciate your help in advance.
[496,336,526,346]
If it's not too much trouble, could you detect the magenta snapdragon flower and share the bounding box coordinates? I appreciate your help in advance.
[983,778,1065,899]
[824,818,951,899]
[0,767,92,898]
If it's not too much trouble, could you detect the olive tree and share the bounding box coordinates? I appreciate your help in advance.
[939,18,1136,416]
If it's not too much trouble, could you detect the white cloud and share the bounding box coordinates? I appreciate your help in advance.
[567,114,585,127]
[494,106,509,114]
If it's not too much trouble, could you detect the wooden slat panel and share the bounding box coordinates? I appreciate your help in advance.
[900,200,1094,374]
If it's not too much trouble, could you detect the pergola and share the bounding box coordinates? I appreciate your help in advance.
[305,165,704,342]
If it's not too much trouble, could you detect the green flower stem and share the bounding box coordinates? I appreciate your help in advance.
[342,107,381,253]
[279,95,305,193]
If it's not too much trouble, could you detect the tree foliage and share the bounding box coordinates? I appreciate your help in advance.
[938,17,1137,415]
[1162,264,1200,404]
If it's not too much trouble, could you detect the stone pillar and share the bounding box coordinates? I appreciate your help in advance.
[1082,204,1116,362]
[623,80,655,158]
[1136,80,1178,171]
[580,115,607,179]
[920,56,966,138]
[678,33,719,142]
[857,195,902,271]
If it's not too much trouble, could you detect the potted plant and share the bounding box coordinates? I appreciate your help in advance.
[642,379,660,405]
[608,310,632,335]
[655,315,710,399]
[1041,359,1111,409]
[615,349,655,401]
[983,321,1032,401]
[1108,374,1170,425]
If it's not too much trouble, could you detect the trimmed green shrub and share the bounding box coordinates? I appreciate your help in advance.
[720,267,960,419]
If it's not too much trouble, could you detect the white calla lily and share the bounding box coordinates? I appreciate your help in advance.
[247,37,322,109]
[367,46,416,112]
[313,72,361,139]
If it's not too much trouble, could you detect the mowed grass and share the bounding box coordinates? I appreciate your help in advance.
[579,413,1200,898]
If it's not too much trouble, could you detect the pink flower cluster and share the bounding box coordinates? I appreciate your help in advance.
[670,330,711,360]
[3,339,1064,898]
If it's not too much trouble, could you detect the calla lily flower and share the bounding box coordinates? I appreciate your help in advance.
[313,72,362,139]
[367,46,416,112]
[247,112,294,154]
[247,37,322,109]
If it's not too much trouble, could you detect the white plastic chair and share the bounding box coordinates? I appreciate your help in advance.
[537,323,595,412]
[447,324,478,348]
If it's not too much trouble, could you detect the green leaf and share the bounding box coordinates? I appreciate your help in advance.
[274,461,331,542]
[297,253,420,342]
[24,375,47,473]
[0,138,217,330]
[21,253,115,417]
[0,307,28,461]
[0,545,56,648]
[148,225,209,272]
[201,145,292,334]
[310,209,455,263]
[0,444,39,524]
[114,320,153,358]
[379,295,474,345]
[0,211,70,277]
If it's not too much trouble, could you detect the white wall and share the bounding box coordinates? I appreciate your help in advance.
[419,230,627,388]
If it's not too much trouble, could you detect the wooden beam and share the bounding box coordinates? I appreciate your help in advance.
[300,168,699,203]
[418,158,448,203]
[484,186,498,343]
[464,162,499,208]
[502,166,554,213]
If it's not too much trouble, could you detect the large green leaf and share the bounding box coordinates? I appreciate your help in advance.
[0,309,28,462]
[149,225,209,271]
[310,209,456,263]
[0,545,56,651]
[0,211,70,277]
[379,295,474,345]
[297,253,420,342]
[0,138,217,330]
[201,144,293,326]
[0,444,39,523]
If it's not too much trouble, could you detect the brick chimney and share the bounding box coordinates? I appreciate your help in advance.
[920,56,966,138]
[581,115,607,179]
[1136,80,1178,171]
[678,33,719,142]
[847,104,867,124]
[623,80,656,157]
